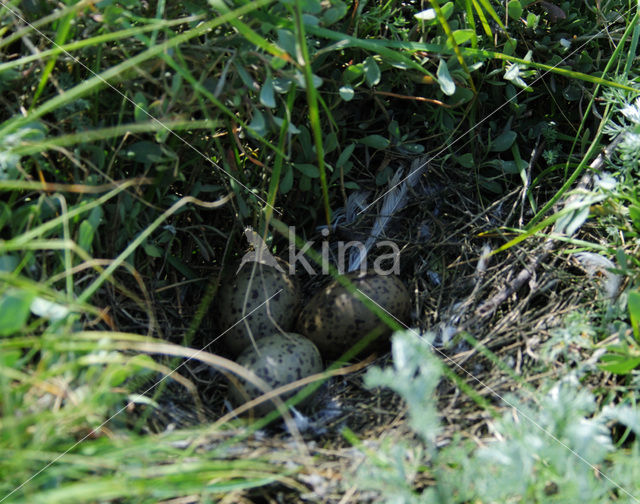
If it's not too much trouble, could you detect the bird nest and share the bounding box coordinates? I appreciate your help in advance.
[108,151,617,502]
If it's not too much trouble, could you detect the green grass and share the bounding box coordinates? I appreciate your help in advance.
[1,0,640,501]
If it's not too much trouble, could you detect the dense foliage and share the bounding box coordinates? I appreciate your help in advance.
[1,0,640,502]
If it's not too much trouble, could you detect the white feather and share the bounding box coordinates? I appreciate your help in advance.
[345,191,371,224]
[348,159,427,271]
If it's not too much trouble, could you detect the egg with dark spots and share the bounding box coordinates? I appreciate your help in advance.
[296,272,411,358]
[218,263,300,356]
[228,332,323,415]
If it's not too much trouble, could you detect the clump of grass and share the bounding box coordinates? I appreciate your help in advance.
[1,0,640,501]
[348,332,640,503]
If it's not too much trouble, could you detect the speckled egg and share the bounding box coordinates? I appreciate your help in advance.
[296,272,411,358]
[218,263,300,356]
[228,332,323,415]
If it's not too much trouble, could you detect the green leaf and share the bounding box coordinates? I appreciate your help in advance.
[280,164,294,194]
[129,353,158,372]
[302,13,320,26]
[0,349,21,367]
[248,108,267,137]
[629,291,640,340]
[272,116,301,134]
[456,153,474,168]
[170,72,182,96]
[299,126,313,160]
[376,165,393,185]
[0,290,34,336]
[337,144,355,167]
[598,353,640,374]
[437,59,456,96]
[166,254,197,280]
[415,8,436,20]
[299,174,311,191]
[388,120,401,139]
[363,56,381,87]
[441,2,456,19]
[299,0,322,14]
[259,75,276,108]
[133,91,148,123]
[294,71,323,89]
[0,69,20,93]
[526,12,540,29]
[339,85,355,101]
[293,163,320,178]
[478,177,503,193]
[325,132,338,154]
[343,64,364,83]
[450,29,474,46]
[322,2,347,25]
[78,220,95,253]
[0,254,18,272]
[108,366,130,387]
[235,64,256,89]
[277,29,296,56]
[359,135,390,149]
[0,201,11,231]
[122,141,164,164]
[415,2,454,22]
[563,83,582,101]
[500,160,522,174]
[401,143,425,153]
[143,243,163,258]
[88,206,103,230]
[490,130,517,152]
[629,205,640,230]
[273,77,293,93]
[504,38,517,56]
[507,0,523,20]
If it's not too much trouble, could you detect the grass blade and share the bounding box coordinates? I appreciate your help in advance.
[29,10,74,107]
[293,0,331,227]
[429,0,476,93]
[0,0,276,138]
